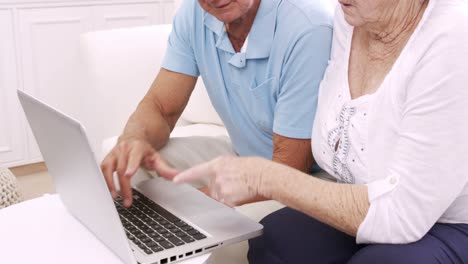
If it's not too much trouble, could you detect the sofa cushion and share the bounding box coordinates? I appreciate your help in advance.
[100,123,228,160]
[181,80,224,126]
[80,24,223,151]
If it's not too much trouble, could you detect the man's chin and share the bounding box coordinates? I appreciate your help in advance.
[212,12,241,24]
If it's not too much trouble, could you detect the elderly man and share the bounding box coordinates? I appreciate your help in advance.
[101,0,333,207]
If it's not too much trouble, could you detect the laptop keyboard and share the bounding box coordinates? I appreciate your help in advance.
[114,189,207,255]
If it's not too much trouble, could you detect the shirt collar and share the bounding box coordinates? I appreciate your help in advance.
[203,0,279,59]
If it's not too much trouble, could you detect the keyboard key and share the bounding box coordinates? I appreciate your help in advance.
[165,225,176,231]
[127,216,137,222]
[175,231,186,237]
[146,241,158,247]
[150,223,161,229]
[136,213,145,218]
[144,248,152,255]
[174,221,187,227]
[141,237,151,243]
[148,232,159,238]
[168,237,185,246]
[136,242,147,250]
[187,229,200,236]
[148,220,158,226]
[151,246,164,252]
[180,236,195,243]
[169,228,179,233]
[193,233,207,240]
[136,233,146,239]
[162,233,174,238]
[129,207,140,213]
[128,207,139,213]
[156,228,167,234]
[181,226,193,232]
[154,236,165,242]
[159,241,174,249]
[141,227,153,233]
[136,222,146,229]
[122,213,131,219]
[149,212,158,218]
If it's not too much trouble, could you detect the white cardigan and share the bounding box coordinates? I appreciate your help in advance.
[312,0,468,244]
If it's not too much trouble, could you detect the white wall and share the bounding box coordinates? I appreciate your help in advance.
[0,0,176,167]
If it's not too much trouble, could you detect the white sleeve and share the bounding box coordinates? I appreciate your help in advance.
[356,26,468,244]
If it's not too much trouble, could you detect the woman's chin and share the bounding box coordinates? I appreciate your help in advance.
[343,14,363,27]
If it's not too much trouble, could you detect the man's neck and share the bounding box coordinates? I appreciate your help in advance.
[225,0,261,52]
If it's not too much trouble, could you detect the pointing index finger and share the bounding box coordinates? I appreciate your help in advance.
[173,160,216,184]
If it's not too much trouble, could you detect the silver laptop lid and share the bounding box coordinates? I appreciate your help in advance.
[17,90,136,264]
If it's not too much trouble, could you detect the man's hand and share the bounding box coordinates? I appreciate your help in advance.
[173,156,268,207]
[100,69,197,207]
[100,137,179,207]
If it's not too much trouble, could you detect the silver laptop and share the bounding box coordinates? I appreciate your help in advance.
[17,90,263,264]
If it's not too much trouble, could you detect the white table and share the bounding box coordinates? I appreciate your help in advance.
[0,194,211,264]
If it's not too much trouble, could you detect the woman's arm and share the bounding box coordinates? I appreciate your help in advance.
[237,134,315,205]
[173,156,369,237]
[260,160,369,237]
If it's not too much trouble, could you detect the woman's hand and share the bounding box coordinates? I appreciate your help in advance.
[173,156,269,207]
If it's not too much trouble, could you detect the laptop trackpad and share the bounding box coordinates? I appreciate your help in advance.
[135,177,224,218]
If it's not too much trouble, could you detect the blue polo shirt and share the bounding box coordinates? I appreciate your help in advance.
[162,0,333,159]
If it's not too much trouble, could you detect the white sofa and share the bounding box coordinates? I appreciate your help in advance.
[80,24,284,264]
[79,24,227,157]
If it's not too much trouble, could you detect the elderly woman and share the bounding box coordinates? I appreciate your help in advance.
[169,0,468,262]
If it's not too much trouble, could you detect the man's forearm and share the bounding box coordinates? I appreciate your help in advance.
[272,152,314,173]
[120,97,172,151]
[272,135,314,173]
[119,69,197,151]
